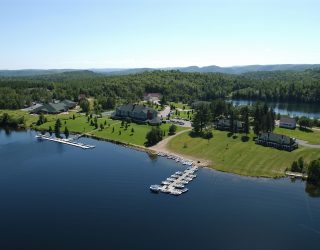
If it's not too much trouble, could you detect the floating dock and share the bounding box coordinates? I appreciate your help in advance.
[150,165,198,196]
[36,134,95,149]
[285,171,308,179]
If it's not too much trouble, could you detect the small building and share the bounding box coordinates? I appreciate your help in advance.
[279,116,296,129]
[32,100,77,114]
[113,104,161,125]
[256,132,298,151]
[143,93,162,103]
[216,119,244,132]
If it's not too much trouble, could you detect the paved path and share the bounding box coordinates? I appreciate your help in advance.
[296,139,320,149]
[158,106,170,119]
[150,129,211,167]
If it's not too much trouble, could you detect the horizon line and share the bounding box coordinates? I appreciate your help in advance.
[1,63,320,71]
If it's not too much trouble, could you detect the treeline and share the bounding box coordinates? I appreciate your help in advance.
[290,157,320,186]
[1,68,320,109]
[192,100,275,136]
[233,69,320,103]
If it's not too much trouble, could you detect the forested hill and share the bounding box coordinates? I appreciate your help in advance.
[0,69,320,109]
[1,64,320,77]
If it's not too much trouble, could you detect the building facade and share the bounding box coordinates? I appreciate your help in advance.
[216,119,245,132]
[143,93,162,103]
[256,132,298,151]
[279,117,296,129]
[32,100,77,114]
[113,104,160,124]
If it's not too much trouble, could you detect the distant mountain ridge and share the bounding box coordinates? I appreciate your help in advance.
[1,64,320,77]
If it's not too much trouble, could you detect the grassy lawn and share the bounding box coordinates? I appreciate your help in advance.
[92,122,186,146]
[37,115,187,146]
[274,127,320,144]
[167,130,320,178]
[0,109,38,127]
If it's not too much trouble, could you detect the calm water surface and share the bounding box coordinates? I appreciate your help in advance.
[231,99,320,119]
[0,130,320,250]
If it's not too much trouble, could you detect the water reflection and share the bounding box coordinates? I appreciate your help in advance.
[305,183,320,197]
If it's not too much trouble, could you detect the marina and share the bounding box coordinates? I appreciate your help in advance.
[35,134,95,149]
[157,152,195,166]
[150,165,199,196]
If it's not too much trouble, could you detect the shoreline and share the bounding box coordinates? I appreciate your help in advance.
[28,128,291,179]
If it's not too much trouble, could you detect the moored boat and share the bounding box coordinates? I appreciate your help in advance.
[150,185,161,193]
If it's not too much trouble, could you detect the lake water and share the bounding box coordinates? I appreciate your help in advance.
[1,130,320,250]
[230,99,320,119]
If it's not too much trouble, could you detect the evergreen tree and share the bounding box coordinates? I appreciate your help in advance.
[192,103,211,134]
[168,124,177,135]
[54,119,61,138]
[80,98,90,113]
[48,126,53,136]
[308,159,320,185]
[146,127,163,146]
[64,126,69,138]
[241,106,250,135]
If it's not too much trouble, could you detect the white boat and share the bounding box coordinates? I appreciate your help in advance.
[181,188,189,193]
[188,174,197,178]
[161,181,172,185]
[179,180,189,184]
[171,174,180,178]
[160,187,171,193]
[173,183,184,189]
[175,171,183,175]
[183,177,193,182]
[166,178,175,182]
[170,190,182,196]
[150,185,161,193]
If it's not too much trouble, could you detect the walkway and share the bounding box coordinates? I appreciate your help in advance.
[296,139,320,149]
[150,129,210,167]
[158,106,171,119]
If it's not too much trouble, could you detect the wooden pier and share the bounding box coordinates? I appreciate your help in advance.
[36,135,95,149]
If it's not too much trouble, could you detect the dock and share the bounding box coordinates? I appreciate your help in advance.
[36,134,95,149]
[150,165,199,196]
[285,171,308,179]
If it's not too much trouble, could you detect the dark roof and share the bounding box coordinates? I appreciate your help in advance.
[258,132,295,145]
[33,100,76,113]
[133,105,154,114]
[117,104,134,112]
[61,100,77,108]
[280,116,296,124]
[117,104,157,114]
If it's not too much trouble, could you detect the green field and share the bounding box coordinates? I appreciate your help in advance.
[274,127,320,144]
[37,115,187,146]
[0,109,38,127]
[167,129,320,178]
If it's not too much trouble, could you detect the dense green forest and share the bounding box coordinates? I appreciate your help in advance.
[0,69,320,109]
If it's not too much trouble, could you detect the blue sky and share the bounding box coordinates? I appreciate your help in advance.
[1,0,320,69]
